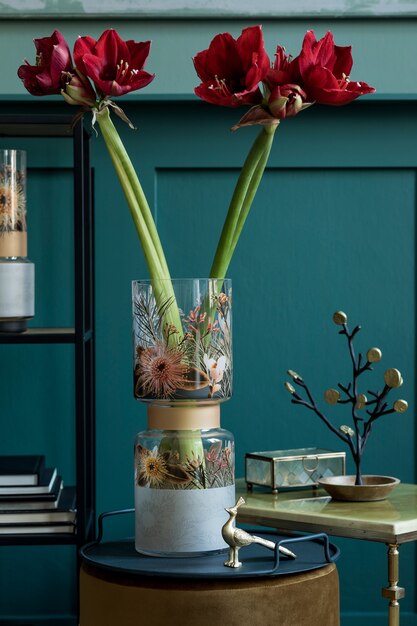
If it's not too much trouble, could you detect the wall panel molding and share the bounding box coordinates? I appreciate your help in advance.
[1,0,417,19]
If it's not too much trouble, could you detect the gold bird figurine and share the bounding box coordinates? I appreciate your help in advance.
[222,497,297,568]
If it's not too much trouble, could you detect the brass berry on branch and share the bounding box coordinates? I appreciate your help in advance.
[332,311,348,325]
[340,425,355,438]
[285,382,296,395]
[384,368,403,388]
[367,347,382,362]
[287,369,303,381]
[324,388,340,405]
[356,394,368,410]
[393,399,408,413]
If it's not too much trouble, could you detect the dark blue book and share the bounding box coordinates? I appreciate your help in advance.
[0,467,57,495]
[0,475,63,508]
[0,455,45,487]
[0,487,76,523]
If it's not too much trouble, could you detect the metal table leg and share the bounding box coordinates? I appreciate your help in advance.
[381,543,405,626]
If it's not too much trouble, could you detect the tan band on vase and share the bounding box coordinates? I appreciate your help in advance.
[147,404,220,430]
[0,232,27,257]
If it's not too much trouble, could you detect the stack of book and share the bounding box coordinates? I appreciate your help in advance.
[0,455,76,535]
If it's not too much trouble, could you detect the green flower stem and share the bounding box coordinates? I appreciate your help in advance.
[209,124,278,280]
[96,107,182,338]
[200,124,277,345]
[178,433,207,486]
[229,125,277,255]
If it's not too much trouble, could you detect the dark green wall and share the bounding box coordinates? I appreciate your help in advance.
[0,14,416,625]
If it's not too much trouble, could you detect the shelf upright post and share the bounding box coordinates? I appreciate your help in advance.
[73,118,96,547]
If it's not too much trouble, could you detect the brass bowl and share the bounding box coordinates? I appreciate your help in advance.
[317,475,400,502]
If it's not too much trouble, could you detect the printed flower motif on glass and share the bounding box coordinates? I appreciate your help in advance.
[133,280,232,402]
[135,437,234,490]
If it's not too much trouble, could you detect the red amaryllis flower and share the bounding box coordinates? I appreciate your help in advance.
[17,30,72,96]
[73,29,155,97]
[193,25,270,107]
[264,45,300,91]
[260,46,313,122]
[297,31,375,105]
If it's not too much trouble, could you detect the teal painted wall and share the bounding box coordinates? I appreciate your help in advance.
[0,14,416,625]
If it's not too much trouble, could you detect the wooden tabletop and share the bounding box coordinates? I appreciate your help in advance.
[236,480,417,544]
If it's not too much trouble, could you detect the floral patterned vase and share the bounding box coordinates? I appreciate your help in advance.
[132,278,235,556]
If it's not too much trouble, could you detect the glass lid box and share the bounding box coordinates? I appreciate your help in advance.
[245,447,346,493]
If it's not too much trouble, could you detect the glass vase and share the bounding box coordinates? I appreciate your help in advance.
[132,278,235,556]
[0,149,34,332]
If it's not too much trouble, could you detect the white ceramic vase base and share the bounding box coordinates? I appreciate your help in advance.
[135,484,235,557]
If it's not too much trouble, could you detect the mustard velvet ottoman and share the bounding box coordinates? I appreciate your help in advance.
[80,560,340,626]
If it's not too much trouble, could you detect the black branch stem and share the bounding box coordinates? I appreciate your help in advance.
[286,315,404,487]
[291,383,356,458]
[338,382,355,402]
[361,385,392,451]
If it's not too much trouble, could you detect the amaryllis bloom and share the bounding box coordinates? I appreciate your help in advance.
[233,46,312,129]
[193,25,270,107]
[17,30,72,96]
[73,29,155,97]
[264,45,313,119]
[264,45,300,90]
[297,30,375,105]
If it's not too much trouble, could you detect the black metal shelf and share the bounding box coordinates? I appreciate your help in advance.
[0,328,76,343]
[0,328,94,344]
[0,114,83,138]
[0,113,96,612]
[0,533,78,546]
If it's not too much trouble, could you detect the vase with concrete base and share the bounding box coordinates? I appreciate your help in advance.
[0,149,34,332]
[133,278,235,556]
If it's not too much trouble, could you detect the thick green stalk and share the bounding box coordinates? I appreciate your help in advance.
[96,107,182,337]
[97,108,170,276]
[209,124,278,279]
[229,125,276,256]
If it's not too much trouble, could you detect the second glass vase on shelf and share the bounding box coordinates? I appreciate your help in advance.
[132,278,235,557]
[0,149,34,332]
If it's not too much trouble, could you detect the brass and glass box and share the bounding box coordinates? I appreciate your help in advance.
[245,448,346,493]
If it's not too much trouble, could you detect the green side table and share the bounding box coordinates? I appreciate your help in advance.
[236,480,417,626]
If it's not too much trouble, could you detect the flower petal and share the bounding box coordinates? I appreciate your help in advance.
[74,35,97,75]
[205,32,242,80]
[128,39,152,71]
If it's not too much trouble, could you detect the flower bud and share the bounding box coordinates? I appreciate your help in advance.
[356,393,367,409]
[340,424,355,438]
[332,311,347,325]
[384,368,403,388]
[287,369,303,381]
[61,72,97,107]
[367,347,382,363]
[268,84,308,120]
[324,388,340,405]
[393,399,408,413]
[285,382,295,395]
